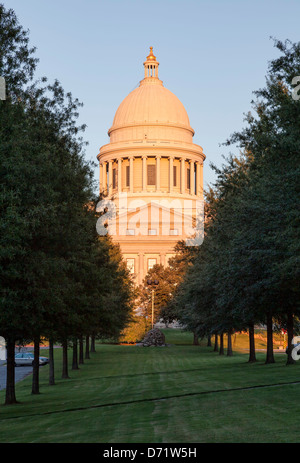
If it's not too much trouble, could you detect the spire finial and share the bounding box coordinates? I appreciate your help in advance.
[146,46,156,61]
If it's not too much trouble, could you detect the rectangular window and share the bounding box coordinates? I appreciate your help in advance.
[147,165,156,186]
[126,165,130,187]
[173,166,177,187]
[126,258,135,274]
[169,229,179,236]
[187,168,190,190]
[148,229,157,235]
[148,258,157,270]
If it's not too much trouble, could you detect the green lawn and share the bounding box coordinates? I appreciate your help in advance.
[0,329,299,443]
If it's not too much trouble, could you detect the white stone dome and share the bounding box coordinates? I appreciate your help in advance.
[111,82,191,129]
[108,48,195,144]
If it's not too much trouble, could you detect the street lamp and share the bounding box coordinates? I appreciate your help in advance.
[147,279,159,329]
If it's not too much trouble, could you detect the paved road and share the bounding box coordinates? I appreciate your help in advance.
[0,361,33,391]
[0,346,53,391]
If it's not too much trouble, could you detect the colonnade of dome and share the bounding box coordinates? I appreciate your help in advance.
[100,155,203,197]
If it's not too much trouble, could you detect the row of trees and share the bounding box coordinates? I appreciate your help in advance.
[168,39,300,364]
[137,39,299,364]
[0,5,134,404]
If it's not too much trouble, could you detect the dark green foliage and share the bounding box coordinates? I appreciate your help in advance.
[0,4,134,403]
[174,39,300,362]
[0,4,38,96]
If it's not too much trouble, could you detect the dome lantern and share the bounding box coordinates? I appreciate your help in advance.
[143,46,159,79]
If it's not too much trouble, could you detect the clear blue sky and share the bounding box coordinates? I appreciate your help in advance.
[4,0,300,191]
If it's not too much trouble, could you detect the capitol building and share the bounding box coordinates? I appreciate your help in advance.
[97,48,205,285]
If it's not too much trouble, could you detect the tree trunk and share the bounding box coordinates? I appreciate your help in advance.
[5,336,18,405]
[213,334,218,352]
[227,332,233,356]
[62,339,70,379]
[79,336,84,364]
[219,333,224,355]
[193,332,199,345]
[207,335,212,347]
[72,338,79,370]
[90,335,96,353]
[265,312,275,364]
[286,310,295,365]
[49,338,55,386]
[248,324,256,363]
[32,336,40,395]
[85,335,90,360]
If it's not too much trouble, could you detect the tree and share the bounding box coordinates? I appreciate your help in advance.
[0,4,38,97]
[0,3,40,405]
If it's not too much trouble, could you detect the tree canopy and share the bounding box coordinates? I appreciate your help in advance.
[0,4,134,404]
[172,39,300,364]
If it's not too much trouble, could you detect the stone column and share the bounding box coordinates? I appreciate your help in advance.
[199,162,203,198]
[181,158,185,194]
[129,156,134,193]
[102,161,107,194]
[108,160,113,196]
[156,155,161,192]
[118,158,122,193]
[142,155,147,192]
[139,253,144,285]
[190,160,195,195]
[169,156,174,193]
[99,162,103,194]
[196,161,201,197]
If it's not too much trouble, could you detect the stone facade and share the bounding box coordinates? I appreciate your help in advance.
[97,48,205,285]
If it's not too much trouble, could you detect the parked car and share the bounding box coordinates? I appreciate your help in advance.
[14,352,49,366]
